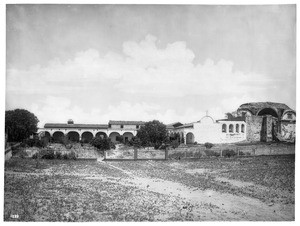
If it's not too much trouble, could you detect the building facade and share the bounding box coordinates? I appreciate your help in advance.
[38,102,296,144]
[38,119,145,143]
[167,116,247,144]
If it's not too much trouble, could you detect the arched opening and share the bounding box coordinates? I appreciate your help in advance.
[44,131,51,138]
[96,132,107,138]
[43,131,51,143]
[109,132,121,143]
[123,132,134,143]
[229,124,234,133]
[222,124,227,133]
[186,132,195,144]
[236,124,239,133]
[241,124,245,133]
[53,131,65,143]
[257,108,278,118]
[81,131,93,143]
[67,131,80,142]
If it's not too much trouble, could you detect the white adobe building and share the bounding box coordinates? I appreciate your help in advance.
[38,119,144,143]
[167,115,246,144]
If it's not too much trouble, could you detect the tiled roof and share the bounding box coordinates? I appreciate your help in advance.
[216,117,245,122]
[166,122,183,129]
[176,123,194,129]
[44,123,108,129]
[108,120,145,125]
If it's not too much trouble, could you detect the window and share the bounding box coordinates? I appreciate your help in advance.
[222,124,227,133]
[108,124,111,128]
[136,125,139,129]
[121,125,124,129]
[229,124,233,133]
[236,124,239,133]
[287,113,293,119]
[241,124,245,133]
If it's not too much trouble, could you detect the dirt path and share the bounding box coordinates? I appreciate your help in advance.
[96,161,294,221]
[5,161,294,221]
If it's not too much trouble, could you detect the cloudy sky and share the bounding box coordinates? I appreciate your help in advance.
[6,4,296,127]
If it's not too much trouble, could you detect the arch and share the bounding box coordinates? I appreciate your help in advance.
[229,124,234,133]
[236,124,239,133]
[186,132,195,144]
[45,131,51,138]
[53,131,65,143]
[282,110,296,120]
[67,131,80,142]
[222,124,227,133]
[241,124,245,133]
[257,108,278,118]
[95,132,107,138]
[109,132,121,143]
[200,115,214,124]
[81,131,93,143]
[123,132,134,142]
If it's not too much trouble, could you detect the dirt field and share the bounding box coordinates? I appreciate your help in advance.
[4,154,294,221]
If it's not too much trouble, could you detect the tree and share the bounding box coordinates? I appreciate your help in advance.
[90,137,115,151]
[136,120,168,149]
[5,109,39,142]
[225,111,238,119]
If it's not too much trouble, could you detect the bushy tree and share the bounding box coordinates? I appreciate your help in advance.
[128,136,142,148]
[136,120,168,149]
[5,109,39,142]
[90,137,115,151]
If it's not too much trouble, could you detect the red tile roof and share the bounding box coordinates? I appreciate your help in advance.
[108,120,145,125]
[44,123,108,129]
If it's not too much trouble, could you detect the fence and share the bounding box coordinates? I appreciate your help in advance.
[104,148,168,161]
[167,143,295,159]
[5,143,21,161]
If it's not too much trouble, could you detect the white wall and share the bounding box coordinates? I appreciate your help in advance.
[174,118,247,144]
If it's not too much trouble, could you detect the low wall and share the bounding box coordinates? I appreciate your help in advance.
[5,143,21,161]
[167,143,295,159]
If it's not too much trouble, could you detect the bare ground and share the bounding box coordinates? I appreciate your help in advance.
[4,154,294,221]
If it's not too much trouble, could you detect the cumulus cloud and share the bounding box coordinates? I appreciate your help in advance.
[6,34,276,126]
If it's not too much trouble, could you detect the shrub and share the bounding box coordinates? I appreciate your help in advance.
[62,152,77,160]
[204,142,214,149]
[204,149,220,157]
[168,152,185,159]
[222,149,237,158]
[32,149,77,160]
[128,136,142,148]
[19,149,29,158]
[22,138,47,148]
[194,141,198,145]
[32,153,38,159]
[194,151,203,158]
[170,140,179,149]
[41,149,56,159]
[90,137,115,151]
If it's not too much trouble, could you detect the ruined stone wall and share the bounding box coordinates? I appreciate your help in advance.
[281,121,296,141]
[261,115,274,142]
[245,116,263,142]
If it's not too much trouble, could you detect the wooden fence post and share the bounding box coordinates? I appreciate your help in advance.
[134,149,138,160]
[220,149,222,157]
